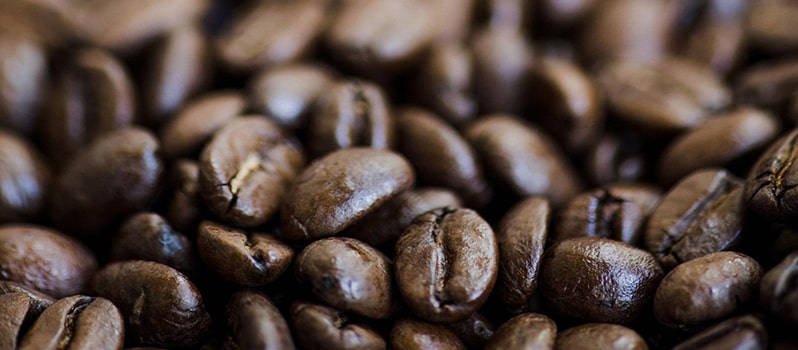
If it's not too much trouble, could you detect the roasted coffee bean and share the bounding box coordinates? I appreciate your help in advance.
[555,323,647,350]
[553,184,661,245]
[428,0,474,43]
[0,1,77,49]
[389,319,465,350]
[658,108,780,185]
[495,197,550,313]
[141,24,209,125]
[645,169,745,269]
[580,0,669,65]
[290,302,386,350]
[280,148,414,241]
[443,313,494,349]
[247,63,335,130]
[538,0,596,30]
[166,160,202,232]
[307,80,393,158]
[484,313,556,350]
[747,0,798,53]
[110,213,196,275]
[672,315,767,350]
[226,289,294,350]
[480,0,531,30]
[199,117,305,227]
[410,43,476,126]
[760,252,798,326]
[396,107,490,207]
[50,128,163,235]
[395,208,498,323]
[346,188,462,248]
[159,92,246,160]
[0,293,32,349]
[466,114,582,207]
[325,0,435,80]
[41,48,136,165]
[0,281,55,317]
[746,129,798,220]
[735,59,798,112]
[295,237,393,319]
[540,237,664,324]
[598,57,730,134]
[19,295,124,350]
[0,225,96,298]
[198,221,293,287]
[215,0,326,73]
[654,252,763,327]
[0,130,51,223]
[471,26,532,115]
[0,32,46,136]
[676,2,746,76]
[91,260,211,348]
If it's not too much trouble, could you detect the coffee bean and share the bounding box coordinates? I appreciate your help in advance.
[0,32,46,136]
[410,43,476,127]
[0,225,96,298]
[747,0,798,53]
[198,221,293,287]
[110,213,197,275]
[443,312,494,349]
[0,1,76,49]
[50,128,163,235]
[676,2,746,76]
[760,252,798,326]
[395,208,498,323]
[280,148,414,241]
[580,0,669,65]
[307,80,393,158]
[480,0,531,30]
[735,59,798,113]
[389,319,465,350]
[91,260,211,348]
[485,313,557,350]
[226,289,295,350]
[295,237,393,319]
[199,117,305,227]
[495,197,550,312]
[0,281,55,318]
[746,129,798,220]
[465,114,582,207]
[428,0,474,42]
[166,160,202,232]
[540,237,663,324]
[0,130,51,223]
[654,252,762,327]
[471,26,532,115]
[19,295,124,350]
[645,169,745,269]
[538,0,596,30]
[672,315,767,350]
[290,302,385,350]
[555,323,647,350]
[396,107,491,207]
[0,293,32,349]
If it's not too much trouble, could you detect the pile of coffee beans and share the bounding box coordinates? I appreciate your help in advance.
[2,0,798,349]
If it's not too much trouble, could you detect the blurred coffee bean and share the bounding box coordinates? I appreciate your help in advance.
[0,32,46,136]
[484,313,556,350]
[0,130,50,223]
[735,58,798,113]
[537,0,597,31]
[389,319,465,350]
[471,26,533,115]
[443,313,494,349]
[410,43,476,127]
[480,0,531,30]
[555,323,647,350]
[290,302,386,350]
[110,213,197,275]
[584,132,647,186]
[760,252,798,326]
[428,0,474,43]
[747,0,798,54]
[19,295,124,350]
[166,160,202,232]
[0,1,77,48]
[226,289,295,350]
[672,315,767,350]
[746,129,798,220]
[580,0,670,65]
[160,92,246,160]
[675,0,747,76]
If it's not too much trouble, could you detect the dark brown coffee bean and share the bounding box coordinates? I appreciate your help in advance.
[428,0,474,43]
[0,281,55,318]
[141,24,209,125]
[747,0,798,53]
[307,80,393,157]
[654,252,763,327]
[91,260,211,348]
[198,221,293,287]
[760,252,798,326]
[672,315,767,350]
[443,313,494,349]
[0,293,32,349]
[280,148,414,241]
[215,0,326,73]
[495,197,550,313]
[0,32,46,136]
[658,108,780,185]
[396,107,490,207]
[41,48,136,165]
[676,3,746,76]
[554,184,661,245]
[410,43,476,126]
[745,129,798,220]
[226,289,295,350]
[247,63,335,130]
[199,117,305,227]
[580,0,669,65]
[50,128,163,235]
[325,0,435,80]
[110,213,196,275]
[395,208,498,323]
[389,319,465,350]
[485,313,556,350]
[295,237,393,319]
[471,26,532,115]
[584,132,647,186]
[347,188,462,248]
[0,225,96,298]
[290,302,386,350]
[645,169,745,269]
[159,92,246,160]
[465,115,582,207]
[598,57,730,134]
[528,57,603,152]
[540,237,664,324]
[555,323,647,350]
[735,59,798,112]
[0,130,51,223]
[166,159,202,232]
[19,295,124,350]
[0,1,77,49]
[538,0,596,30]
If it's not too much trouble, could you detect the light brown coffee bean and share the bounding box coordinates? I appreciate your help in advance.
[19,295,124,350]
[485,313,556,350]
[0,32,46,136]
[389,319,465,350]
[555,323,647,350]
